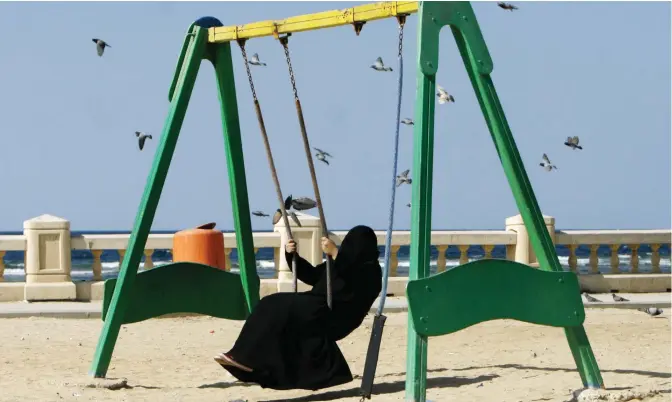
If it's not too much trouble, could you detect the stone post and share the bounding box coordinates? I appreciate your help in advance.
[23,214,76,301]
[273,212,321,292]
[504,214,556,267]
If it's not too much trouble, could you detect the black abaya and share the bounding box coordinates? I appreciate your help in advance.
[221,225,383,390]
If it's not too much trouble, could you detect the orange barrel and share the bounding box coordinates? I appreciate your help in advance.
[172,222,226,270]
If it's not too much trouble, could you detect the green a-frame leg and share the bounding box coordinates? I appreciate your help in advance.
[89,17,260,378]
[404,3,604,401]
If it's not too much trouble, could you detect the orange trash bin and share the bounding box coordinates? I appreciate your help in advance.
[172,222,226,270]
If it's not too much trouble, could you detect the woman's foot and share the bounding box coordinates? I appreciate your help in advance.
[213,352,253,373]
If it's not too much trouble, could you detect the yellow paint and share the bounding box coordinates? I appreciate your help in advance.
[208,1,418,43]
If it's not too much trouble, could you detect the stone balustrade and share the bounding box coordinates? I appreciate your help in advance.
[555,230,671,274]
[0,213,669,301]
[327,230,516,275]
[67,232,281,281]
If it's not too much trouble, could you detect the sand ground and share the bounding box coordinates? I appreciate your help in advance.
[0,309,669,402]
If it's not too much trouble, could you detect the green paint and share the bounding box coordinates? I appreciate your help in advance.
[212,41,260,313]
[169,22,196,102]
[101,262,249,324]
[405,22,437,398]
[90,23,260,378]
[407,259,584,337]
[406,2,604,399]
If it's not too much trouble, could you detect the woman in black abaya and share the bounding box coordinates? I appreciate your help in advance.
[214,225,382,391]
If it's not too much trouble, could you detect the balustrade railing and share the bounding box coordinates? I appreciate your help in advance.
[1,224,669,283]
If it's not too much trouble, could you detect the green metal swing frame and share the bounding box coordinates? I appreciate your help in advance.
[89,3,605,401]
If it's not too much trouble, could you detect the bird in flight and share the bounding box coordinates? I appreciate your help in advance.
[314,148,332,166]
[92,38,110,57]
[272,209,301,227]
[252,211,269,217]
[249,53,267,66]
[135,131,153,151]
[396,169,412,187]
[564,136,583,150]
[291,197,317,211]
[436,86,455,104]
[370,57,393,72]
[400,118,414,126]
[497,2,518,11]
[539,153,557,172]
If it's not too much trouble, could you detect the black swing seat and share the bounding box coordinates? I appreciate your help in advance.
[102,262,251,324]
[406,259,585,337]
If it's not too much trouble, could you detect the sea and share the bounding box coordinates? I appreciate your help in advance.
[1,230,670,282]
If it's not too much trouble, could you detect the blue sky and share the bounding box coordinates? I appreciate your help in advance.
[0,1,669,231]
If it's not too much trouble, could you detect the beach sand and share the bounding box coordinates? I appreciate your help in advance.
[0,309,669,402]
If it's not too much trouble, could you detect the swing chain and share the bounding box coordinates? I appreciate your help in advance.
[277,33,332,308]
[397,15,406,57]
[279,36,300,101]
[237,39,258,102]
[237,37,299,293]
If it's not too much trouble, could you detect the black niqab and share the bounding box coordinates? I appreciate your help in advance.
[220,225,382,391]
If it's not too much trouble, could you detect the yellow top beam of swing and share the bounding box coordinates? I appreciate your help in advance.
[208,1,419,43]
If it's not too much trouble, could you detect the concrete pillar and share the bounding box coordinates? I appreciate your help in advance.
[23,214,76,301]
[504,214,556,267]
[274,212,321,292]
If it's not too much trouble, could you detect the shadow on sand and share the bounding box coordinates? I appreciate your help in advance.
[452,364,672,379]
[258,374,499,402]
[198,380,257,389]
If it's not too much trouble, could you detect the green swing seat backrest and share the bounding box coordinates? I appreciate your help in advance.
[406,259,585,337]
[102,262,249,324]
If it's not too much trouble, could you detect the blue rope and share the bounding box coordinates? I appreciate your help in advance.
[377,32,404,317]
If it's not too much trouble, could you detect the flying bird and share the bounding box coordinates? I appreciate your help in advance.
[135,131,153,151]
[564,136,583,150]
[272,209,282,225]
[612,293,629,302]
[539,153,557,172]
[249,53,267,66]
[291,197,317,211]
[283,194,293,211]
[436,86,455,104]
[582,292,601,303]
[270,195,299,226]
[497,2,518,11]
[314,148,332,166]
[272,209,302,227]
[289,211,302,227]
[396,169,412,187]
[406,203,411,208]
[639,307,663,317]
[92,38,110,57]
[370,57,393,72]
[252,211,269,217]
[400,118,414,126]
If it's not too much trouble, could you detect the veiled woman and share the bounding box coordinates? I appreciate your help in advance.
[214,225,382,391]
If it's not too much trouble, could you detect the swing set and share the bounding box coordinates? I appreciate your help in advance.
[90,2,605,401]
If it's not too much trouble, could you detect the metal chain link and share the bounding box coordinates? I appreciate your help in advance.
[359,16,408,400]
[237,38,299,292]
[277,34,332,308]
[377,14,406,317]
[280,38,300,100]
[397,17,405,57]
[237,40,258,101]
